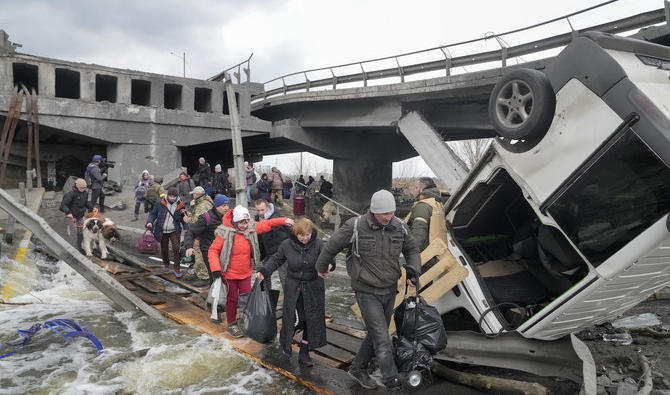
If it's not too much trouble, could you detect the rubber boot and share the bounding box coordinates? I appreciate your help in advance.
[298,341,313,367]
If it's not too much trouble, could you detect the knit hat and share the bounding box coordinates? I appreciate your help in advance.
[199,157,205,164]
[75,178,87,189]
[142,169,149,176]
[369,190,396,214]
[92,154,102,162]
[190,186,205,195]
[244,161,249,166]
[215,164,222,172]
[213,194,230,207]
[232,205,251,222]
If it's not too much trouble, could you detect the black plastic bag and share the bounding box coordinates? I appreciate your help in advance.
[238,279,278,343]
[394,293,447,355]
[393,335,433,373]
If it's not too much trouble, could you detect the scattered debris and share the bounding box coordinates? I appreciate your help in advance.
[0,319,103,359]
[612,313,661,330]
[432,361,552,395]
[602,332,633,345]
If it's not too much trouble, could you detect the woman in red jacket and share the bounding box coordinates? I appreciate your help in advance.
[208,205,294,338]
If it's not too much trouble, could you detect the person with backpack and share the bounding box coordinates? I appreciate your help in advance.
[132,170,152,221]
[144,176,164,213]
[146,187,187,277]
[315,190,421,394]
[256,173,271,201]
[85,154,106,212]
[207,205,294,337]
[268,167,284,207]
[183,194,231,285]
[177,171,196,204]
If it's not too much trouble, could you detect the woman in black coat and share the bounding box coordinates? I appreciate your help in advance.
[256,218,333,366]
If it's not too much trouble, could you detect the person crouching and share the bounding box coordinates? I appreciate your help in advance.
[208,205,294,338]
[256,218,332,366]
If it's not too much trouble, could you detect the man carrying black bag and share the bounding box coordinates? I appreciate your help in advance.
[316,190,421,394]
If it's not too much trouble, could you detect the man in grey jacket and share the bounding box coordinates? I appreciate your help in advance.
[316,189,420,394]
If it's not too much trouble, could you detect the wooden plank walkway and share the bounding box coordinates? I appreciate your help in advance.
[90,251,389,394]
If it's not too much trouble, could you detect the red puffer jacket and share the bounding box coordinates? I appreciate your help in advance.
[208,210,286,280]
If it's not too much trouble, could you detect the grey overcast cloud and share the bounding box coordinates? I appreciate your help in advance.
[1,0,662,176]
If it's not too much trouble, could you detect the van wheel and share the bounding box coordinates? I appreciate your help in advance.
[489,68,555,151]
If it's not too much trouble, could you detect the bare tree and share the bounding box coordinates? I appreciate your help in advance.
[448,139,492,170]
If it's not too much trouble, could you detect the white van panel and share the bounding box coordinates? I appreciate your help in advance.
[606,49,670,118]
[525,226,670,340]
[497,79,621,204]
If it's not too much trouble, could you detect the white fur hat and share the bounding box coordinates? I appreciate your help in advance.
[232,205,251,222]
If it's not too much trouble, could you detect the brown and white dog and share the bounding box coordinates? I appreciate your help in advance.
[81,212,119,259]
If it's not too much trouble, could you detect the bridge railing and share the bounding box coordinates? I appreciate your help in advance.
[254,1,668,102]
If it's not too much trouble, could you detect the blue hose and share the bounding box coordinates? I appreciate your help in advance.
[0,319,103,359]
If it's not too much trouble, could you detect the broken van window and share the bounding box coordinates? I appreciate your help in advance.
[547,129,670,267]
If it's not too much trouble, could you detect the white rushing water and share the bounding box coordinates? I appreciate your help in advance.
[0,247,309,394]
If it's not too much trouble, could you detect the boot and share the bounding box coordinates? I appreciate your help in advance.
[131,213,138,221]
[298,341,313,367]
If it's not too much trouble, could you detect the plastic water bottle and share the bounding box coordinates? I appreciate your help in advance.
[602,332,632,345]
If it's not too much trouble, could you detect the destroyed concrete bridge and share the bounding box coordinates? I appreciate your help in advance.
[0,4,668,209]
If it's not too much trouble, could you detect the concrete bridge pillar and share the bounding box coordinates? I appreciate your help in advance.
[106,143,181,186]
[333,158,392,212]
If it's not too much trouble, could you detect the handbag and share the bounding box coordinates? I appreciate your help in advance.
[136,229,158,254]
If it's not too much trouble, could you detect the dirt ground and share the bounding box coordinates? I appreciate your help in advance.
[577,298,670,395]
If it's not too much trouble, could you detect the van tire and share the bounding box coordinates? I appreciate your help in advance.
[488,68,555,147]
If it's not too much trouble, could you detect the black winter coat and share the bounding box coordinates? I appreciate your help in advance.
[259,230,327,351]
[196,163,212,186]
[60,187,93,219]
[255,206,290,260]
[212,172,230,195]
[183,207,224,252]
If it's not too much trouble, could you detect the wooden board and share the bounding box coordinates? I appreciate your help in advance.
[131,278,166,293]
[90,257,140,274]
[315,343,355,364]
[324,328,362,354]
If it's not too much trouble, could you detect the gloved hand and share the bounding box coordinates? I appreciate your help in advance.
[212,271,222,281]
[405,268,417,286]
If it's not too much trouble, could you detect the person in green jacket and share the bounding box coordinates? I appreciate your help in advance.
[144,176,165,213]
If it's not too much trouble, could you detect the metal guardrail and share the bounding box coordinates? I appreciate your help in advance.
[255,1,668,101]
[208,53,253,83]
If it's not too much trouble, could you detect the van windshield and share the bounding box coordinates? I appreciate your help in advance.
[547,129,670,267]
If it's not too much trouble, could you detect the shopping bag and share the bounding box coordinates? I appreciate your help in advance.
[394,286,447,355]
[208,278,228,322]
[238,279,277,343]
[136,229,158,254]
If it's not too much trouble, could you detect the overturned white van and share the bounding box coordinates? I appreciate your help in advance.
[438,31,670,341]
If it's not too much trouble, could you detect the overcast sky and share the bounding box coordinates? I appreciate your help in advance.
[1,0,663,177]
